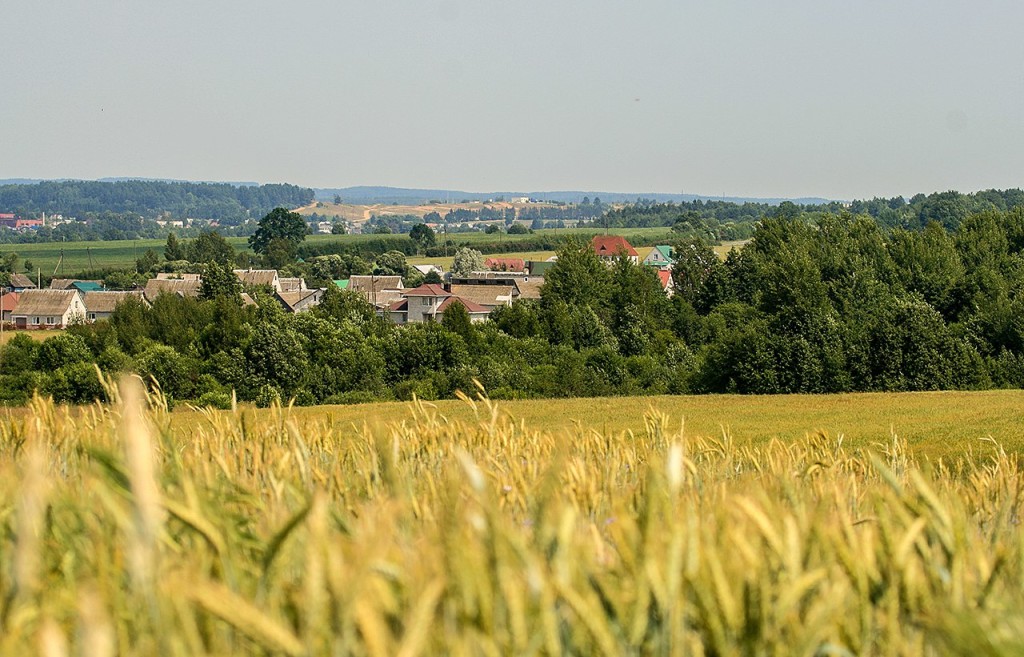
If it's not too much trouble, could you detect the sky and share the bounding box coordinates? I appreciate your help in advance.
[2,0,1023,200]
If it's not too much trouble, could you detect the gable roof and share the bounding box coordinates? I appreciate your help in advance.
[438,296,489,314]
[278,277,306,292]
[276,289,322,313]
[449,284,514,307]
[51,279,102,291]
[657,269,673,289]
[513,277,544,300]
[388,299,408,312]
[9,273,35,289]
[233,269,279,288]
[11,289,80,317]
[83,290,145,314]
[155,272,201,281]
[334,279,350,289]
[591,235,638,258]
[402,283,451,297]
[653,245,673,261]
[144,278,202,302]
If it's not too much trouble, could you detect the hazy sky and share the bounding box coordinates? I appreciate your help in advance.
[3,0,1023,199]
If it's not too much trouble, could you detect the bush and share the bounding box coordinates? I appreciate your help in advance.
[195,391,232,410]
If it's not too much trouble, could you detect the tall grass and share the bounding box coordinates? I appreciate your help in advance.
[1,378,1022,655]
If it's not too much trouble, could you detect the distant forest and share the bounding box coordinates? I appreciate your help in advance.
[0,180,314,225]
[601,188,1024,233]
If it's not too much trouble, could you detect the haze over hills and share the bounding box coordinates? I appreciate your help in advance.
[314,186,836,206]
[0,179,834,206]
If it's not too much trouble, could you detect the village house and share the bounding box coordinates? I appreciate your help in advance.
[0,213,44,230]
[8,273,36,292]
[10,289,86,329]
[348,275,405,310]
[276,289,323,313]
[278,277,307,293]
[83,290,147,322]
[0,292,19,322]
[448,270,546,302]
[656,270,674,296]
[144,278,202,303]
[234,269,281,292]
[643,245,674,268]
[448,284,516,310]
[387,284,489,324]
[155,272,201,281]
[51,279,104,293]
[591,235,639,264]
[484,257,526,272]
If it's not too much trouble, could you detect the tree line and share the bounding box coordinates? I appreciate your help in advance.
[0,180,313,225]
[1,205,1021,406]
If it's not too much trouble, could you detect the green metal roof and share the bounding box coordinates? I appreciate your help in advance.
[72,281,104,292]
[334,279,350,289]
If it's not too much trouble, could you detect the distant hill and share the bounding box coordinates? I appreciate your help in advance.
[315,186,835,206]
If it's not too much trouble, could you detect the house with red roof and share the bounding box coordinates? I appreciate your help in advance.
[484,257,526,272]
[591,235,639,264]
[656,269,674,296]
[387,283,490,324]
[0,291,19,322]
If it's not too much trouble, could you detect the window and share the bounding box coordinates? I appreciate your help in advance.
[46,316,56,324]
[89,313,96,320]
[32,316,39,325]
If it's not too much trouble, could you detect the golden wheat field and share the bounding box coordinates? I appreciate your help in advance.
[3,381,1024,655]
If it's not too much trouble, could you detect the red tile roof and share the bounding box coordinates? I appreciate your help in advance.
[591,235,638,258]
[0,292,19,312]
[657,270,672,288]
[484,257,526,272]
[402,283,451,297]
[438,296,489,314]
[389,299,409,312]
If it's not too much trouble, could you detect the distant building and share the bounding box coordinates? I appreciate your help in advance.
[591,235,639,264]
[484,257,526,272]
[387,284,489,324]
[83,290,146,322]
[8,273,37,292]
[144,278,202,303]
[233,269,281,292]
[643,245,674,268]
[0,291,19,322]
[10,289,86,329]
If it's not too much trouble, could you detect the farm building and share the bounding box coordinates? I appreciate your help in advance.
[10,289,86,329]
[83,291,147,322]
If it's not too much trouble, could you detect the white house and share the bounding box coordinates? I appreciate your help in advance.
[10,289,86,328]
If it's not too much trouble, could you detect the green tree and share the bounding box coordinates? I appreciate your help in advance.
[187,230,235,265]
[409,223,436,251]
[262,237,298,268]
[450,247,485,277]
[36,333,92,371]
[164,232,185,261]
[331,222,346,235]
[135,248,159,274]
[374,251,410,277]
[441,299,476,348]
[249,207,308,256]
[541,239,611,311]
[200,261,243,302]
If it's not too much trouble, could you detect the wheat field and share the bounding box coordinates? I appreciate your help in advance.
[2,378,1023,655]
